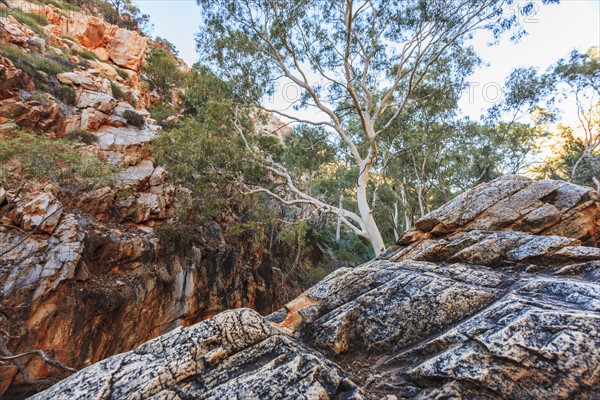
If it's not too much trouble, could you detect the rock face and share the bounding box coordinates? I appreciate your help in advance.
[0,184,306,398]
[403,175,600,245]
[6,0,148,71]
[31,309,363,400]
[33,176,600,400]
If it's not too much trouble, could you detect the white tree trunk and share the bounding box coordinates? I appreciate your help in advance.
[393,202,400,242]
[399,182,412,231]
[593,176,600,193]
[357,163,385,255]
[335,193,343,244]
[417,185,426,218]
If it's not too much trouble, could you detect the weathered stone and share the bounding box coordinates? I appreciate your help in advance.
[17,192,63,234]
[149,166,166,186]
[104,113,128,127]
[0,15,35,45]
[115,159,155,186]
[73,187,115,221]
[0,96,61,132]
[0,55,34,96]
[2,213,83,301]
[76,89,117,113]
[108,28,149,71]
[70,16,107,49]
[406,176,600,246]
[268,252,600,399]
[0,186,302,398]
[87,60,119,80]
[31,309,364,400]
[92,46,110,62]
[80,107,107,131]
[57,71,99,90]
[114,185,176,223]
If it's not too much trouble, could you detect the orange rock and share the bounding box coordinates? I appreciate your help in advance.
[108,28,149,71]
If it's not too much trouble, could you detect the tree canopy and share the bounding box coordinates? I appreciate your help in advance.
[195,0,558,254]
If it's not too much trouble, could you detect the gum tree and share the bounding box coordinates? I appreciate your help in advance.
[196,0,558,255]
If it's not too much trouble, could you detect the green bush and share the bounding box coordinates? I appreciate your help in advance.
[154,221,198,257]
[55,84,76,105]
[1,45,69,77]
[77,49,97,60]
[44,0,79,11]
[61,34,77,42]
[31,93,48,106]
[123,110,145,128]
[25,12,48,26]
[65,130,98,145]
[0,132,112,189]
[0,45,77,105]
[8,10,48,37]
[115,67,129,80]
[143,48,184,101]
[149,101,178,130]
[306,266,329,285]
[110,81,125,100]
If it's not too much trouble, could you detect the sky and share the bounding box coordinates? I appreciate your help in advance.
[136,0,600,122]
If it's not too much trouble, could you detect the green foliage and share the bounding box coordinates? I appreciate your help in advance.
[149,101,179,130]
[154,221,198,257]
[61,34,77,42]
[554,47,600,91]
[306,267,329,286]
[180,65,237,124]
[54,84,76,105]
[77,49,97,60]
[8,9,48,36]
[0,45,67,77]
[143,48,184,101]
[115,67,130,80]
[530,47,600,188]
[0,132,112,189]
[123,110,145,128]
[110,81,125,100]
[283,125,336,183]
[46,0,79,11]
[193,0,561,254]
[64,130,98,145]
[155,37,179,56]
[0,45,78,105]
[152,118,251,220]
[60,0,150,32]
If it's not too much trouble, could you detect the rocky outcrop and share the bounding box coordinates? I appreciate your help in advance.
[402,175,600,245]
[1,0,157,134]
[6,0,149,71]
[32,176,600,400]
[0,182,307,398]
[31,309,363,400]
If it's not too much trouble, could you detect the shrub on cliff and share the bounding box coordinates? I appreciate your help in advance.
[143,48,184,101]
[0,132,112,190]
[0,45,76,104]
[7,9,48,36]
[149,101,179,130]
[123,110,145,128]
[110,82,125,100]
[77,49,97,60]
[65,130,98,145]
